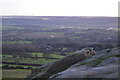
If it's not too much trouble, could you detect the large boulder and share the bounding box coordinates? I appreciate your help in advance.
[49,47,119,79]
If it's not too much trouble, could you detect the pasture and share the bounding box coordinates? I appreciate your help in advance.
[2,69,31,79]
[2,53,64,79]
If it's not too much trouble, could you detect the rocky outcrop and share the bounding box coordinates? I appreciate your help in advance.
[26,47,119,80]
[26,48,96,80]
[49,65,118,79]
[49,47,119,79]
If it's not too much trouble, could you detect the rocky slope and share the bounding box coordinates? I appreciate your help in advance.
[26,47,119,80]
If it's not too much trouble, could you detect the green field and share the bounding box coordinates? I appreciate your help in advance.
[2,69,31,79]
[3,53,64,58]
[3,41,32,44]
[2,53,65,68]
[2,53,65,79]
[3,57,57,64]
[31,53,64,58]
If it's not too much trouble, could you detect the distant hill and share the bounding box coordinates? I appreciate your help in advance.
[1,16,117,28]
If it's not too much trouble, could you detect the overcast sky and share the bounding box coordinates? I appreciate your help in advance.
[0,0,119,16]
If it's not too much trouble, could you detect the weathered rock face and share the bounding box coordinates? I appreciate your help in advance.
[26,48,96,80]
[26,47,119,80]
[49,47,119,79]
[49,65,118,79]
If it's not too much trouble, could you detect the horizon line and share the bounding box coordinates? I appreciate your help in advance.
[0,15,118,17]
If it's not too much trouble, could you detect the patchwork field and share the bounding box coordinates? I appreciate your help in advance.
[2,16,118,78]
[2,53,64,79]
